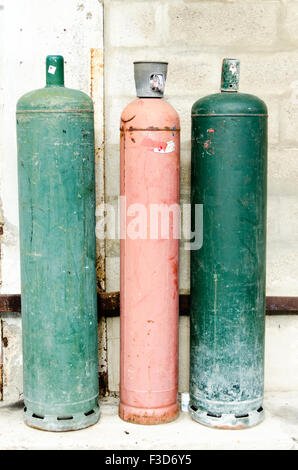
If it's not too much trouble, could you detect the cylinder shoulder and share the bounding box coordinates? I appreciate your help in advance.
[192,92,267,116]
[121,98,180,130]
[17,87,94,112]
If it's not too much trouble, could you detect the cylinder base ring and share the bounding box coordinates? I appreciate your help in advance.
[24,404,100,432]
[189,403,264,430]
[119,402,179,425]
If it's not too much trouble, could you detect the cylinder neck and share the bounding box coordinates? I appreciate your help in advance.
[220,58,240,92]
[46,55,64,87]
[134,61,168,98]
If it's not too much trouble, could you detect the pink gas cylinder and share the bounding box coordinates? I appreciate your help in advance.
[119,61,180,424]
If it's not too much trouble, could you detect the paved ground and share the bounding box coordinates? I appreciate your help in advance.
[0,392,297,450]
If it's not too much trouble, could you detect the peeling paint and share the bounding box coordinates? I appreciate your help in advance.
[91,47,105,292]
[90,47,107,398]
[1,317,22,402]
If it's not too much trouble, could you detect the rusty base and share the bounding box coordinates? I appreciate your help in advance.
[24,404,100,432]
[189,404,264,430]
[119,402,179,425]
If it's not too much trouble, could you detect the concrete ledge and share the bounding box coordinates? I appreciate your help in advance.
[0,392,297,450]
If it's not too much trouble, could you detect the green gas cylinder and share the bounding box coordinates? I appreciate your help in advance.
[16,56,99,431]
[189,59,267,429]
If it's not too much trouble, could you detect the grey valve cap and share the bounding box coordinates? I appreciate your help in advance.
[134,61,168,98]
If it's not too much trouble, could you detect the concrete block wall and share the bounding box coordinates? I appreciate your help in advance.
[104,0,298,393]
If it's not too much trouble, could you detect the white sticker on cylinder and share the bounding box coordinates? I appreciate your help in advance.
[181,392,190,412]
[229,64,237,75]
[48,65,56,75]
[153,140,175,154]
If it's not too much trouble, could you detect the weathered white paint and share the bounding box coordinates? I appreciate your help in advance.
[0,0,103,293]
[0,0,104,401]
[1,315,22,402]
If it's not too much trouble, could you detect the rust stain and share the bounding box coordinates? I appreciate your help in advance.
[121,115,136,123]
[96,261,105,294]
[91,47,107,396]
[119,407,179,425]
[213,423,246,430]
[204,128,215,155]
[98,291,119,317]
[97,318,108,397]
[127,126,181,132]
[98,369,108,397]
[0,294,21,312]
[171,261,178,276]
[0,293,293,318]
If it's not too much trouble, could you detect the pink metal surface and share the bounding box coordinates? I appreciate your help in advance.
[120,98,180,424]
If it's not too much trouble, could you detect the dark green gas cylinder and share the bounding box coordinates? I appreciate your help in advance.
[189,59,267,429]
[16,56,99,431]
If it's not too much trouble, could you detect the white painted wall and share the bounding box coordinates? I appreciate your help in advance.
[0,0,103,294]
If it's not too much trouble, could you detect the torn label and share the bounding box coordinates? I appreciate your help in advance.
[48,65,56,75]
[154,140,175,154]
[229,64,237,75]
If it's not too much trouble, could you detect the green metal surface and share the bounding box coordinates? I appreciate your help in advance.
[190,62,267,428]
[220,58,240,92]
[16,56,99,431]
[46,55,64,87]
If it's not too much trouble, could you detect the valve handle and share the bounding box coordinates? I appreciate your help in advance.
[150,73,165,93]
